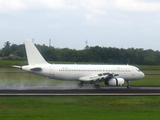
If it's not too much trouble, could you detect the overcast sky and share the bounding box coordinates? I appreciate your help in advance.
[1,0,160,50]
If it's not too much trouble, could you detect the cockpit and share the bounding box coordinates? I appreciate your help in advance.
[138,69,141,72]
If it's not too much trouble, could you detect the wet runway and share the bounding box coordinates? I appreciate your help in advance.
[0,85,160,96]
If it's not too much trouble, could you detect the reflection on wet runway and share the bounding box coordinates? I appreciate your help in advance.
[1,85,160,90]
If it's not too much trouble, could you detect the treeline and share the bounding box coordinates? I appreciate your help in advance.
[0,41,160,65]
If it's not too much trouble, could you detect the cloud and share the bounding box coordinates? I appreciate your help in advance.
[1,0,160,12]
[0,0,78,12]
[115,0,160,12]
[1,0,160,27]
[39,0,77,10]
[80,0,160,27]
[81,0,109,23]
[0,0,27,12]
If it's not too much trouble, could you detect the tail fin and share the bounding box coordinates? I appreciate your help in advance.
[25,40,48,65]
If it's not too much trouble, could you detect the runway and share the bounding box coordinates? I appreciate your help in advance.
[0,85,160,96]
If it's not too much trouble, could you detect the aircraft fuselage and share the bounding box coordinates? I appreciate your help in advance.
[22,64,144,81]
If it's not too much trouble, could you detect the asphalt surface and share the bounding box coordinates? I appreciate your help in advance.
[0,85,160,96]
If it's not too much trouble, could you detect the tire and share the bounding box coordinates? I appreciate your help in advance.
[77,83,83,88]
[94,84,100,89]
[127,86,130,89]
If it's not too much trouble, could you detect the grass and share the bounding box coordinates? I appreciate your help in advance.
[0,61,27,68]
[0,96,160,120]
[0,61,109,68]
[136,65,160,70]
[130,75,160,86]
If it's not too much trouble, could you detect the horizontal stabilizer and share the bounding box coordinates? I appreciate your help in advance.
[12,65,22,69]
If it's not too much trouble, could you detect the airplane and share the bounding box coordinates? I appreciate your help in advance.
[13,40,145,89]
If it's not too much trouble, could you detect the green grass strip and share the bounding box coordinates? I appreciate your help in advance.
[0,96,160,120]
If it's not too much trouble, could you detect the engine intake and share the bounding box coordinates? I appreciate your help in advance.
[105,78,124,86]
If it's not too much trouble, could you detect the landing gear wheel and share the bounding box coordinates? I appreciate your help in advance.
[94,84,100,89]
[77,83,83,88]
[127,85,130,89]
[126,81,130,89]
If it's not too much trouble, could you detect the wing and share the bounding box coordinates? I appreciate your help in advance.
[79,73,118,81]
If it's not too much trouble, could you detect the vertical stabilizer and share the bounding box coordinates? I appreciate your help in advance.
[25,40,48,65]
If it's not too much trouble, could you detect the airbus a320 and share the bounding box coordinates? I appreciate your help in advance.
[13,40,145,89]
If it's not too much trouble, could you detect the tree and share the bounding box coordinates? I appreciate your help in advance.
[4,41,11,48]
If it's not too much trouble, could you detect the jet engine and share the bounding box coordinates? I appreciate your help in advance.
[105,78,124,86]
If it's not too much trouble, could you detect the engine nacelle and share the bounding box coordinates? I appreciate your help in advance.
[105,78,125,86]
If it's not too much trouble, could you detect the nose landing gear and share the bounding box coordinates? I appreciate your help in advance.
[126,81,130,89]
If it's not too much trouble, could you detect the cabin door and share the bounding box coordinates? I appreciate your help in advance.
[50,65,55,77]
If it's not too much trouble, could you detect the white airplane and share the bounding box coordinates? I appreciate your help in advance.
[13,40,145,89]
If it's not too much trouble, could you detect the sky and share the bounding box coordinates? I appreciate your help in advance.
[0,0,160,51]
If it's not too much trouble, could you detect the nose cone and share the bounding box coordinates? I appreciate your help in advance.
[140,72,145,79]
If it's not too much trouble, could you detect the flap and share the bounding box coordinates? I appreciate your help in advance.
[79,74,109,81]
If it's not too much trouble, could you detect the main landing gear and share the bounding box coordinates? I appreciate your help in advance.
[77,82,100,89]
[94,84,100,89]
[77,82,83,88]
[126,81,130,89]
